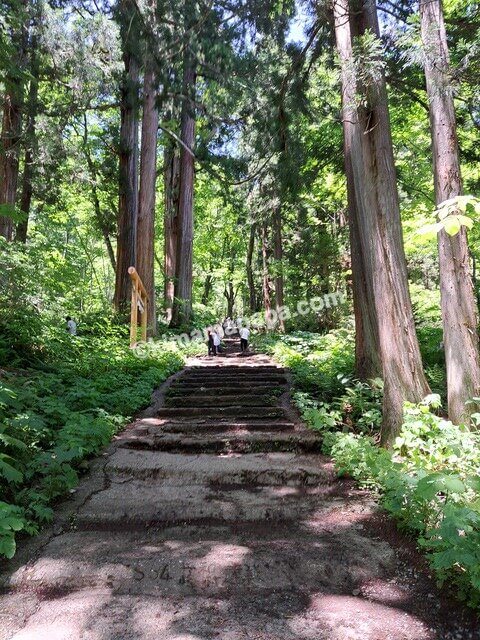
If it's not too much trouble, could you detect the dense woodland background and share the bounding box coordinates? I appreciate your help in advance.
[1,0,480,606]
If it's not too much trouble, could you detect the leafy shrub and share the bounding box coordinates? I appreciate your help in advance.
[308,400,480,609]
[0,336,184,558]
[294,376,383,435]
[273,320,480,608]
[253,322,355,400]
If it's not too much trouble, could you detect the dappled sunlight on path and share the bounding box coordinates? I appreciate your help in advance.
[0,347,478,639]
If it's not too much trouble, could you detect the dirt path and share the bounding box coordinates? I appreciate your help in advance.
[0,345,478,639]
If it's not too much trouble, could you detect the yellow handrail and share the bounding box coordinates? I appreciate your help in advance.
[128,267,148,346]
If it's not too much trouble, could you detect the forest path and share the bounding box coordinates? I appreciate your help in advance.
[0,342,477,640]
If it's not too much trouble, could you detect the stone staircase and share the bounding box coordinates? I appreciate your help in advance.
[0,352,473,640]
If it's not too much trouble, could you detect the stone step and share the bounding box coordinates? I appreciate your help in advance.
[169,382,287,392]
[77,484,338,529]
[181,370,287,378]
[131,419,299,434]
[176,378,288,388]
[105,450,333,486]
[180,368,287,377]
[156,406,286,419]
[176,381,288,390]
[186,366,286,373]
[5,523,391,598]
[0,587,433,640]
[118,430,323,454]
[164,394,276,407]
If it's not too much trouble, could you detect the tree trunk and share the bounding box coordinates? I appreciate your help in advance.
[114,39,140,314]
[0,5,27,241]
[420,0,480,424]
[201,273,213,305]
[224,281,235,318]
[333,0,430,445]
[171,46,196,327]
[272,205,285,332]
[246,223,257,313]
[16,35,39,243]
[163,139,180,323]
[335,3,381,380]
[261,222,272,325]
[82,115,116,272]
[137,64,159,336]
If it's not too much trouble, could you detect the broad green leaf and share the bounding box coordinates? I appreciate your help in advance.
[0,456,24,483]
[443,216,462,236]
[0,534,16,559]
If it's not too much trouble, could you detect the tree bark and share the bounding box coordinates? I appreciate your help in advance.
[163,139,180,323]
[201,273,213,305]
[224,281,236,318]
[335,4,381,380]
[261,222,272,325]
[246,223,257,313]
[333,0,430,445]
[171,45,196,327]
[16,34,39,243]
[137,64,159,336]
[114,27,140,315]
[272,205,285,332]
[420,0,480,424]
[0,3,27,241]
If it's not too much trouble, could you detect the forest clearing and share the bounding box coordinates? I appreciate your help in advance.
[1,0,480,637]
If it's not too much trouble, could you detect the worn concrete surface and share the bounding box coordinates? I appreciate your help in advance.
[0,343,478,639]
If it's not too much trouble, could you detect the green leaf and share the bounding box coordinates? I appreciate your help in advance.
[0,534,16,559]
[418,222,443,238]
[0,516,25,532]
[443,216,462,236]
[442,475,466,494]
[0,456,23,483]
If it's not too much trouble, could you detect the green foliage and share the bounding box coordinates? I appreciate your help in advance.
[303,399,480,608]
[420,196,480,239]
[295,376,383,436]
[270,321,480,608]
[253,323,355,400]
[0,334,184,558]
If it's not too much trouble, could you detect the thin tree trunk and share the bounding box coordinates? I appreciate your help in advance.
[246,223,257,313]
[171,45,196,327]
[137,64,159,336]
[224,280,235,318]
[261,222,272,325]
[82,115,116,272]
[272,205,285,332]
[471,252,480,311]
[333,0,430,445]
[201,273,213,305]
[16,35,39,243]
[114,35,140,314]
[420,0,480,424]
[163,139,180,323]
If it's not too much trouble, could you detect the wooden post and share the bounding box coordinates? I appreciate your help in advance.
[141,296,147,342]
[128,266,148,347]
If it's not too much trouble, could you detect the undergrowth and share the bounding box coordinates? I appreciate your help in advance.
[261,323,480,610]
[0,332,186,558]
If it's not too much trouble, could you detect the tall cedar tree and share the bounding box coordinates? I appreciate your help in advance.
[164,137,180,323]
[0,0,28,241]
[114,0,140,314]
[16,23,40,243]
[419,0,480,424]
[171,28,196,328]
[332,0,430,445]
[137,62,159,336]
